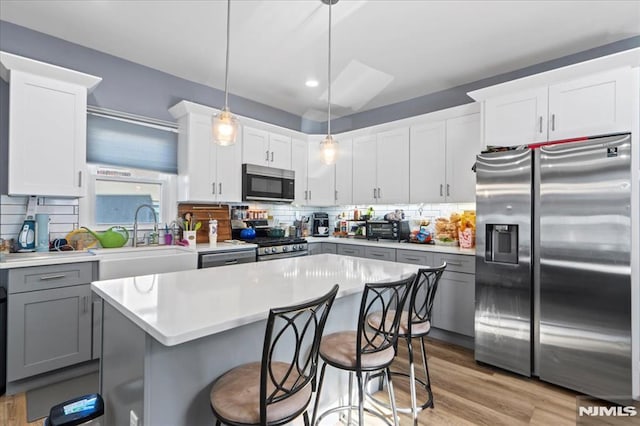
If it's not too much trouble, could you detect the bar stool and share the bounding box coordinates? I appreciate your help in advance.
[366,264,447,425]
[210,284,338,426]
[312,275,415,426]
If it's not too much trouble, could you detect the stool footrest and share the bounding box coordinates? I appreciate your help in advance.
[365,370,434,412]
[315,404,395,426]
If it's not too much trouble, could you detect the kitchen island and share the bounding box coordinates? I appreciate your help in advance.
[91,253,419,425]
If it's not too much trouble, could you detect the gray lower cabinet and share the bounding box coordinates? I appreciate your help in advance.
[364,246,396,262]
[308,243,322,255]
[6,262,96,381]
[337,244,366,258]
[396,249,434,266]
[320,243,337,254]
[431,254,475,337]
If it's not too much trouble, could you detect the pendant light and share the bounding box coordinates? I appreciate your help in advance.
[212,0,239,146]
[320,0,339,165]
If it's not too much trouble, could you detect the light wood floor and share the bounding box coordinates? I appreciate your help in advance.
[0,337,620,425]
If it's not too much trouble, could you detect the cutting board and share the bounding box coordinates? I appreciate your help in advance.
[177,204,231,243]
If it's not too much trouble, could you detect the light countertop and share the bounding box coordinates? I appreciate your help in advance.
[0,242,257,269]
[305,236,476,256]
[91,254,419,347]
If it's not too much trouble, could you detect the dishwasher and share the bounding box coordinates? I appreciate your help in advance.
[198,249,256,268]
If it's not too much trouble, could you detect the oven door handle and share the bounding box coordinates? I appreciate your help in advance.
[258,250,308,261]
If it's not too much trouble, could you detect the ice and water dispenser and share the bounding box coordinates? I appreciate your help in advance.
[485,224,519,264]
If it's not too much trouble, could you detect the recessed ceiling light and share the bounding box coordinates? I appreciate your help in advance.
[305,79,319,88]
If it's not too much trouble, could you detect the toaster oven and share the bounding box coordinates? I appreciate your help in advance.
[366,220,410,241]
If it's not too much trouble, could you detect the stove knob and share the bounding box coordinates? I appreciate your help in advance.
[291,245,297,251]
[271,247,278,254]
[282,246,289,252]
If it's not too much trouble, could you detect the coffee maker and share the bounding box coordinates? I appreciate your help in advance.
[311,212,330,237]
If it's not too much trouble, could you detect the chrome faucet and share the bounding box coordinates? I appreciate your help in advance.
[133,204,158,247]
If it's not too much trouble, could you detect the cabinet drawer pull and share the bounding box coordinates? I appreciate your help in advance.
[225,259,239,265]
[404,257,420,262]
[40,274,66,281]
[446,261,463,266]
[371,253,384,257]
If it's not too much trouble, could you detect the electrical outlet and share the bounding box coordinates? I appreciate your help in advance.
[130,410,139,426]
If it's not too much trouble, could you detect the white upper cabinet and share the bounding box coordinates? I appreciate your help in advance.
[445,113,481,203]
[409,111,480,204]
[547,68,632,140]
[352,129,410,205]
[352,135,378,204]
[0,52,101,197]
[471,63,635,147]
[409,121,446,203]
[306,136,335,206]
[290,138,308,205]
[169,101,241,203]
[242,126,292,169]
[484,87,548,147]
[334,138,353,205]
[376,128,410,204]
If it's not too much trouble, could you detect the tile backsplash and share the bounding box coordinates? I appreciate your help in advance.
[0,195,79,242]
[244,202,476,228]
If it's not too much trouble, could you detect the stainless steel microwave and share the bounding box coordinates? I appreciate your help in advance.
[242,164,295,203]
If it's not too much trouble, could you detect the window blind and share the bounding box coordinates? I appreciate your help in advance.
[86,113,178,174]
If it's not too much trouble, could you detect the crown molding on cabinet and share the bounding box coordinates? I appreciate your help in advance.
[468,47,640,101]
[0,51,102,91]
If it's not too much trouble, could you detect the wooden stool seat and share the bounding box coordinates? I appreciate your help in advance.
[319,331,395,369]
[210,361,312,424]
[367,310,432,336]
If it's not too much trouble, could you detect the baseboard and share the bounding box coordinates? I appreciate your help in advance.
[6,360,99,395]
[428,328,474,350]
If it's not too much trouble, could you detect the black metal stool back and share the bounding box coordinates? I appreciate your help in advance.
[406,263,447,338]
[259,284,338,424]
[356,276,414,371]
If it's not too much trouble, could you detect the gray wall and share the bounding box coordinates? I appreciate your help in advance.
[1,20,638,140]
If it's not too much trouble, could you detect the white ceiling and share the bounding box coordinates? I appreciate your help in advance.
[1,0,639,121]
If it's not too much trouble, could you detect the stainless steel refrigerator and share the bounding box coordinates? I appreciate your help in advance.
[475,133,632,400]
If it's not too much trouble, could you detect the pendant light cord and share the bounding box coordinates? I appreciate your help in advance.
[327,0,332,136]
[224,0,231,110]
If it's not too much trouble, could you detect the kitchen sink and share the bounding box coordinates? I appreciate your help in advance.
[92,245,198,280]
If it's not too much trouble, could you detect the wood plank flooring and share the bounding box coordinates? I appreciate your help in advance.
[0,337,630,425]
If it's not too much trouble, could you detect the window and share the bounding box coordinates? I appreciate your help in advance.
[80,165,176,229]
[79,109,178,229]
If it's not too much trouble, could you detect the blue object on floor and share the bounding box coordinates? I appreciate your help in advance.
[43,393,104,426]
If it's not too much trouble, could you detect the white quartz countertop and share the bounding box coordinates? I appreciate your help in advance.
[0,242,257,269]
[305,236,476,256]
[91,254,419,347]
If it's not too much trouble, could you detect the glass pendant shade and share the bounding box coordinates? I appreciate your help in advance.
[320,134,338,165]
[212,108,238,146]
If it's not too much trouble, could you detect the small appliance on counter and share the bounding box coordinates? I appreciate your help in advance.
[17,196,38,252]
[311,212,330,237]
[366,219,410,242]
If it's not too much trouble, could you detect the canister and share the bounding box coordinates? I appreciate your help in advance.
[209,220,218,247]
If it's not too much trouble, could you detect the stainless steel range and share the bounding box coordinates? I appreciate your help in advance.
[252,237,308,261]
[232,220,308,261]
